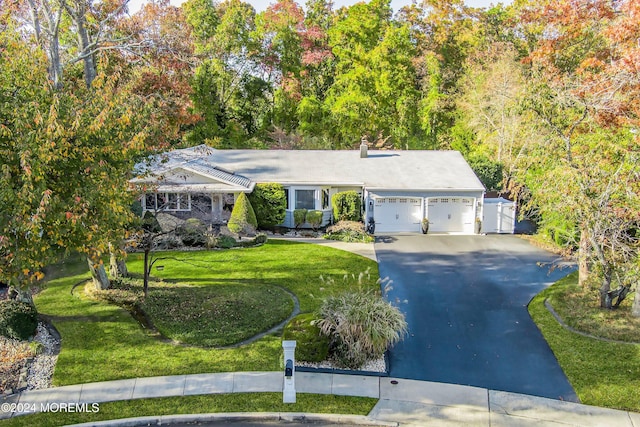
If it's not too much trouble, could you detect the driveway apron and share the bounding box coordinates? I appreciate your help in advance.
[375,234,578,402]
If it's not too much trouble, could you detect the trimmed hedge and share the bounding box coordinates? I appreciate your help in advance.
[0,300,38,340]
[331,191,362,222]
[228,193,258,235]
[283,313,330,362]
[248,183,287,229]
[306,210,323,229]
[293,209,307,228]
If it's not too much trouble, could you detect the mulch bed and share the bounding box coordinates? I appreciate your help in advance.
[0,337,32,395]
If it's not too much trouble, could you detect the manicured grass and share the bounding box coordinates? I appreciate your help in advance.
[529,272,640,411]
[145,282,293,347]
[0,393,378,427]
[95,279,294,347]
[33,241,378,386]
[124,241,378,312]
[543,274,640,342]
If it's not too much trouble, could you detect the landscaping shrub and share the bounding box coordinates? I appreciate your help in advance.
[331,191,362,222]
[228,193,258,235]
[283,313,329,362]
[254,233,268,244]
[236,233,270,248]
[0,300,38,340]
[142,211,162,233]
[156,235,182,249]
[306,210,323,230]
[315,291,407,369]
[293,209,307,228]
[212,233,267,249]
[248,183,287,229]
[323,221,374,243]
[215,234,237,249]
[177,218,207,247]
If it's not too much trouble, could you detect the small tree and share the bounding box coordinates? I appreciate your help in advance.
[248,183,286,229]
[306,210,323,230]
[293,209,308,229]
[331,191,362,222]
[228,193,258,236]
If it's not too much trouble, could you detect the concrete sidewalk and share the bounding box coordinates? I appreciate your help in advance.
[2,372,639,426]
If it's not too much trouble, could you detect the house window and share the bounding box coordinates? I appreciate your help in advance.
[145,194,157,210]
[284,189,290,209]
[145,193,191,211]
[295,190,316,210]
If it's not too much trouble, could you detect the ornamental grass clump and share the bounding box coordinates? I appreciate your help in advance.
[315,291,407,369]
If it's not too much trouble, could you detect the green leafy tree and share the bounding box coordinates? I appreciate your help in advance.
[331,191,362,222]
[183,0,270,146]
[324,0,421,147]
[248,183,287,229]
[516,0,640,310]
[0,25,147,293]
[467,156,503,192]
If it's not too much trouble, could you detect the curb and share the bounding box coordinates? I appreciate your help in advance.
[66,412,399,427]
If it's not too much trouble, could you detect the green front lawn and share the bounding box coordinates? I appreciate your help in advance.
[529,272,640,412]
[34,241,378,386]
[94,279,294,347]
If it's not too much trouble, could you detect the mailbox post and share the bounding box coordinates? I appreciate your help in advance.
[282,340,296,403]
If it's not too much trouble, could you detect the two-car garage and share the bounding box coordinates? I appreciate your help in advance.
[371,195,478,234]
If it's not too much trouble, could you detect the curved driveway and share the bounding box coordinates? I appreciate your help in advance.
[375,234,578,402]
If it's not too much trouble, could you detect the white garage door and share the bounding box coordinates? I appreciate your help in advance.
[427,198,474,233]
[374,198,422,233]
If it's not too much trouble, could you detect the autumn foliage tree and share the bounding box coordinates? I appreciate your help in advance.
[0,23,148,292]
[518,0,640,310]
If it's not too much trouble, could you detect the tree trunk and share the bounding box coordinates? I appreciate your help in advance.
[578,229,590,287]
[632,287,640,317]
[65,0,97,88]
[87,259,110,290]
[27,0,64,89]
[109,243,129,279]
[599,267,613,309]
[8,287,34,305]
[76,17,97,88]
[48,30,63,90]
[143,249,150,298]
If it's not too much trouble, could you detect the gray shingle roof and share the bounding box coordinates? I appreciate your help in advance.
[135,145,485,192]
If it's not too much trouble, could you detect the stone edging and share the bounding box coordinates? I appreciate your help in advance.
[544,299,640,345]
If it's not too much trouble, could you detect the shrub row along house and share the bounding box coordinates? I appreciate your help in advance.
[131,144,486,234]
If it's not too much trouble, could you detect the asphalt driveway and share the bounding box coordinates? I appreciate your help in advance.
[375,234,578,401]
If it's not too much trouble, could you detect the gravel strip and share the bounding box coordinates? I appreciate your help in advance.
[26,322,60,390]
[297,356,386,373]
